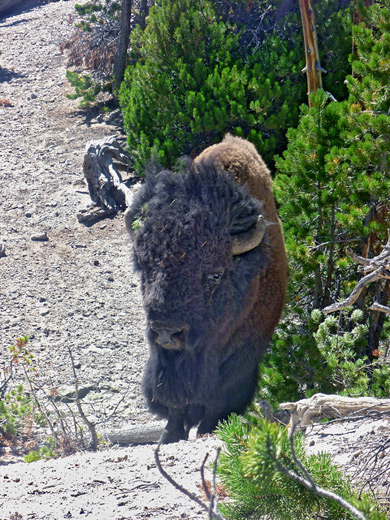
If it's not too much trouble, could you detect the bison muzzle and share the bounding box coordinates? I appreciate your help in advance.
[125,135,287,443]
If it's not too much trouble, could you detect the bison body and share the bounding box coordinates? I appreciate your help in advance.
[125,135,287,443]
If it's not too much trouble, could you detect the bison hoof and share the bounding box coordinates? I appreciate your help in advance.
[160,428,188,444]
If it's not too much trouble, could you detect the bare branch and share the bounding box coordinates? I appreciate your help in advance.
[201,452,211,502]
[347,248,371,267]
[271,439,367,520]
[154,441,226,520]
[370,302,390,314]
[322,267,383,314]
[67,346,99,451]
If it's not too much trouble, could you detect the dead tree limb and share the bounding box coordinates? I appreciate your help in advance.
[323,231,390,315]
[154,441,226,520]
[281,393,390,428]
[370,302,390,315]
[81,135,133,218]
[102,422,164,445]
[298,0,325,105]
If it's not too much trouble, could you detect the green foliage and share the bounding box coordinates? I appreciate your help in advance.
[265,0,390,403]
[216,412,386,520]
[66,70,103,107]
[119,0,352,174]
[119,0,303,172]
[24,438,58,463]
[259,308,390,406]
[74,1,120,31]
[0,337,44,439]
[0,384,33,437]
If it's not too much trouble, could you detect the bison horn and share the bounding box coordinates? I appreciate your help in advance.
[231,215,266,255]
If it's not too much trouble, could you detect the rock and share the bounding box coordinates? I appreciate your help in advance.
[56,384,97,403]
[31,231,49,241]
[0,242,5,257]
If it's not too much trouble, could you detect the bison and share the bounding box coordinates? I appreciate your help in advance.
[125,135,287,443]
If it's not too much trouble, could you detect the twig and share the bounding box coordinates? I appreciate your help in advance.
[67,346,99,451]
[323,232,390,314]
[21,364,59,448]
[154,441,226,520]
[201,453,211,501]
[0,359,13,399]
[210,448,222,520]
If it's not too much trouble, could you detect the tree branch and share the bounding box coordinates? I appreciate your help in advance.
[271,439,367,520]
[322,267,383,314]
[154,441,226,520]
[67,346,99,451]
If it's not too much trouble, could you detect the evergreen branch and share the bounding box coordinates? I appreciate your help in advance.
[268,430,367,520]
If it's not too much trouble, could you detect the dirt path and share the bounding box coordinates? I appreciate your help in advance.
[0,0,148,430]
[0,2,389,519]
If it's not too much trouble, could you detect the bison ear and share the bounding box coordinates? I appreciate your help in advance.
[231,215,266,256]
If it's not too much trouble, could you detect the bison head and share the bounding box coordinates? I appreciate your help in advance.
[125,159,268,358]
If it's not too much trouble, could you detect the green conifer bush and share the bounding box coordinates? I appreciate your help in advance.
[216,412,386,520]
[119,0,304,172]
[119,0,352,173]
[263,0,390,404]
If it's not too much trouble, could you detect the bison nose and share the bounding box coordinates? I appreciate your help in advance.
[149,322,188,350]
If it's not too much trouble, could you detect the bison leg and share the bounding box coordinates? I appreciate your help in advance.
[197,360,259,436]
[196,410,224,436]
[160,408,188,444]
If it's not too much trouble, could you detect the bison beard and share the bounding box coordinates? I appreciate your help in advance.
[125,135,287,443]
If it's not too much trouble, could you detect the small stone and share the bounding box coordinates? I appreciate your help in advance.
[0,242,6,257]
[93,260,100,266]
[31,232,48,242]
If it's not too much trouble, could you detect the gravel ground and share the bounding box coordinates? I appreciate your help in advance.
[0,2,389,519]
[0,0,149,432]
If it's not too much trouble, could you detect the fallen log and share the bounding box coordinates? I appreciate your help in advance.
[101,422,164,446]
[281,393,390,428]
[82,135,134,216]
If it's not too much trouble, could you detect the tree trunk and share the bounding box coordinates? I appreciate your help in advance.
[139,0,149,31]
[113,0,132,90]
[298,0,324,106]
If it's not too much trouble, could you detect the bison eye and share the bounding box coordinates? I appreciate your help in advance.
[207,272,223,282]
[203,270,224,290]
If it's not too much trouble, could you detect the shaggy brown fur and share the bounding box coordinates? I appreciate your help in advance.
[126,134,288,443]
[195,134,288,340]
